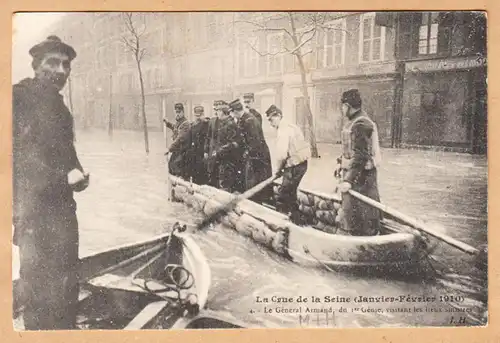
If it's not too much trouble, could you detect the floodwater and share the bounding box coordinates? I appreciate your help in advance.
[21,128,489,329]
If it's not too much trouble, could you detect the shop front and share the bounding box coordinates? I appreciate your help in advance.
[402,55,487,153]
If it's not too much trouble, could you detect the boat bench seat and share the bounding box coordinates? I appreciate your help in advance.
[86,273,178,298]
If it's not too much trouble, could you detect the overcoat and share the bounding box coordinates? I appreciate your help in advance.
[237,112,273,202]
[167,117,191,179]
[12,77,84,329]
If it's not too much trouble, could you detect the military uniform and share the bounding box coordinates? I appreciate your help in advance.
[212,111,241,192]
[339,90,382,236]
[230,99,273,203]
[204,100,227,187]
[13,36,84,330]
[166,105,191,180]
[188,106,210,185]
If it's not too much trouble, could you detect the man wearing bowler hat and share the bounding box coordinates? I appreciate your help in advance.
[13,35,89,329]
[229,98,273,203]
[266,105,310,224]
[164,103,191,179]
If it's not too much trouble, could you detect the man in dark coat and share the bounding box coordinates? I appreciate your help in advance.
[204,100,224,187]
[211,103,241,193]
[229,98,273,203]
[337,89,382,236]
[188,106,210,184]
[165,103,191,180]
[242,92,263,125]
[13,35,89,330]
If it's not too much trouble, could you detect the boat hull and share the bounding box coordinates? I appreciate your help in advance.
[12,225,211,330]
[170,176,428,275]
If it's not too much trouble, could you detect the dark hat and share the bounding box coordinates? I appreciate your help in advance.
[29,35,77,61]
[174,103,184,111]
[194,105,204,114]
[265,104,282,118]
[243,93,255,100]
[228,99,244,112]
[341,89,362,108]
[213,100,228,109]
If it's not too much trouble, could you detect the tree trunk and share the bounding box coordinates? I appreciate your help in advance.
[137,60,149,154]
[288,12,319,158]
[296,54,319,158]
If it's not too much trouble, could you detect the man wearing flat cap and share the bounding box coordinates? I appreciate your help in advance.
[336,89,382,236]
[165,103,191,179]
[229,98,273,203]
[13,35,89,329]
[186,105,210,184]
[266,105,310,224]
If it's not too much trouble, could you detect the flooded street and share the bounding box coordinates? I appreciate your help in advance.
[72,129,487,329]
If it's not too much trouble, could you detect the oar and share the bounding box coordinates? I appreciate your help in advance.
[347,189,479,256]
[196,173,281,230]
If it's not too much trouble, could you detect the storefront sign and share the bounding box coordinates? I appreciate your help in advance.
[405,56,486,73]
[312,62,397,81]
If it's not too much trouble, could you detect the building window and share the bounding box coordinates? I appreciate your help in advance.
[318,19,346,68]
[419,12,440,55]
[359,13,386,63]
[267,33,284,75]
[239,37,260,77]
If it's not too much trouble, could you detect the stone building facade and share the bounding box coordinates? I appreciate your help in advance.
[47,11,486,153]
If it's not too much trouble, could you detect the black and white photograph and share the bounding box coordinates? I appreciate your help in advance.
[11,11,487,330]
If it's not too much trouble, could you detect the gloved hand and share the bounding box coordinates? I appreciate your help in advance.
[337,181,352,193]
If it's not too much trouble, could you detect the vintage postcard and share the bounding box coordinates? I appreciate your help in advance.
[11,11,488,332]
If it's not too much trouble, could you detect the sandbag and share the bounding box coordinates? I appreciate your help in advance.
[203,199,223,217]
[234,214,255,237]
[317,199,333,211]
[192,193,208,212]
[251,221,276,247]
[297,192,309,207]
[271,229,289,255]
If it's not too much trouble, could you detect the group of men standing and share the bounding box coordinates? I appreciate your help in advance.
[164,93,278,205]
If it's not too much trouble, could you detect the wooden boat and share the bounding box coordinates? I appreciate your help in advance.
[12,222,212,330]
[169,176,433,276]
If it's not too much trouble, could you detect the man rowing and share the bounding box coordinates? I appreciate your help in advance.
[266,105,310,225]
